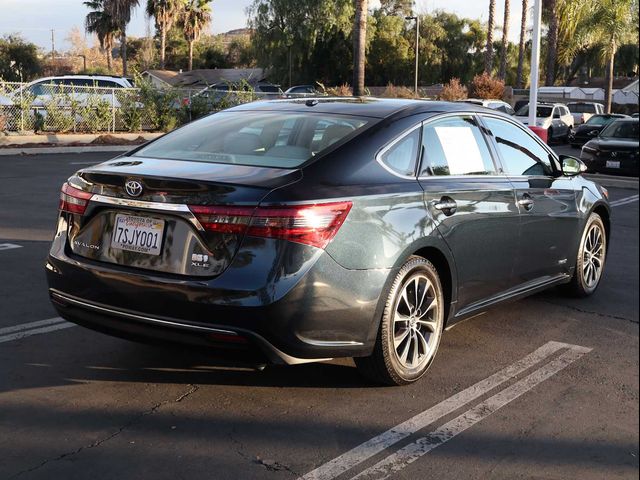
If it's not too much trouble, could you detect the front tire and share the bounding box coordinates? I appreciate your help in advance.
[565,213,607,297]
[355,256,445,386]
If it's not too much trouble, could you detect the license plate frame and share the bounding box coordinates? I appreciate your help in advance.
[111,214,165,256]
[606,160,621,169]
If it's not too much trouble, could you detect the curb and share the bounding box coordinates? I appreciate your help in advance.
[0,145,137,155]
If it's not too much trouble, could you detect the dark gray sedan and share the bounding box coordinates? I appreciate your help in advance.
[46,99,610,385]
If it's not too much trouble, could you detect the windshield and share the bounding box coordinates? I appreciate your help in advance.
[568,103,598,113]
[516,106,552,118]
[132,111,371,168]
[600,121,639,139]
[585,115,613,126]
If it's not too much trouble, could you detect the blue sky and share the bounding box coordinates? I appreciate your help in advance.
[0,0,523,51]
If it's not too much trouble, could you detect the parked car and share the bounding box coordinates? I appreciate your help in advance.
[567,102,604,125]
[194,82,283,104]
[632,113,639,118]
[569,114,628,147]
[458,98,515,115]
[515,102,574,142]
[5,75,134,106]
[284,85,326,98]
[46,99,610,385]
[581,118,639,176]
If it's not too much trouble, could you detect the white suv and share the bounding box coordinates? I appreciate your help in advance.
[1,75,134,107]
[515,102,574,142]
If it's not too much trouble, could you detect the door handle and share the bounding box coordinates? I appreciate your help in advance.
[433,197,457,215]
[518,194,534,211]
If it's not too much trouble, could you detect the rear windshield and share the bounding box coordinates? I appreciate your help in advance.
[585,115,612,126]
[568,103,598,113]
[516,105,552,117]
[132,111,370,168]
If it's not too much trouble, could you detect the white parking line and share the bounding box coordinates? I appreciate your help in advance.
[0,317,75,344]
[298,341,574,480]
[351,344,591,480]
[0,243,22,251]
[610,194,639,207]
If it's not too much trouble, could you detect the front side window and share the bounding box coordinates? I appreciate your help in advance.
[420,116,496,176]
[483,116,555,176]
[132,111,370,168]
[379,128,420,176]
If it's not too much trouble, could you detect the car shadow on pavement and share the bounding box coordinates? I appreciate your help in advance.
[0,339,377,393]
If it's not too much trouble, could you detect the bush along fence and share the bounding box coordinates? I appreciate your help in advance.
[0,80,266,134]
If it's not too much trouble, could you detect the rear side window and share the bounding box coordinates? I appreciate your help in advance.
[132,111,370,168]
[420,116,496,176]
[483,116,555,176]
[378,128,420,176]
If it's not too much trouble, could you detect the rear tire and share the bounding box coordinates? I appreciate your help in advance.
[565,213,607,297]
[355,256,444,386]
[548,127,554,143]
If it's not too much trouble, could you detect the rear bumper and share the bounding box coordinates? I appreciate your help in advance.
[46,234,392,361]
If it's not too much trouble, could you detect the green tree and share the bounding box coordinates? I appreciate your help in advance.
[498,0,510,80]
[484,0,496,73]
[516,0,527,88]
[84,0,119,72]
[147,0,185,69]
[247,0,354,86]
[180,0,212,71]
[588,0,636,112]
[366,13,411,85]
[105,0,140,76]
[353,0,369,96]
[0,35,42,81]
[379,0,412,16]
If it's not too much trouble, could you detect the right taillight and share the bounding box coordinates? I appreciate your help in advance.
[59,183,93,215]
[189,201,352,249]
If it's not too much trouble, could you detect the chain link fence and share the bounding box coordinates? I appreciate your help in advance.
[0,81,277,134]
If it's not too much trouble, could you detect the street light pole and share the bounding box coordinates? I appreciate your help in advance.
[406,16,420,95]
[528,0,542,129]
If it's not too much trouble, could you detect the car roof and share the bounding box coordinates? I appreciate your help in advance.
[567,101,602,105]
[227,97,494,119]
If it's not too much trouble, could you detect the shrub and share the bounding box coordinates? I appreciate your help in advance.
[469,73,505,100]
[382,83,417,99]
[439,78,468,101]
[318,82,353,97]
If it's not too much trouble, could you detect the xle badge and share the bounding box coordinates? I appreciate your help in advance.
[191,253,210,268]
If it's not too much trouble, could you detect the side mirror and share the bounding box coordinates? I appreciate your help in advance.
[560,155,587,176]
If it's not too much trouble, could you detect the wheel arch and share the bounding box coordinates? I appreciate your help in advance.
[591,203,611,249]
[413,245,455,324]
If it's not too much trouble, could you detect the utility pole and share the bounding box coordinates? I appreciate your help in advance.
[50,29,55,63]
[406,16,420,95]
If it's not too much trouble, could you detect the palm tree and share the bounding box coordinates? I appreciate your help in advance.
[484,0,496,73]
[353,0,368,96]
[181,0,212,71]
[105,0,140,76]
[516,0,528,88]
[498,0,510,80]
[147,0,184,69]
[588,0,635,112]
[544,0,558,85]
[84,0,119,72]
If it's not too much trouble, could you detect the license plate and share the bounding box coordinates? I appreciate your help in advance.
[606,160,620,169]
[112,214,164,255]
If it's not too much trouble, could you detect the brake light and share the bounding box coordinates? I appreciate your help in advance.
[189,201,352,249]
[59,183,93,215]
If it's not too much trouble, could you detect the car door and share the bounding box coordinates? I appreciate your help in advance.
[417,114,520,311]
[480,115,580,285]
[551,106,566,136]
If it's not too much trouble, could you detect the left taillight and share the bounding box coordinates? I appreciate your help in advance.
[59,183,93,215]
[189,201,352,249]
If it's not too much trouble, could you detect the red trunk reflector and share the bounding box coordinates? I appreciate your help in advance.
[189,201,352,249]
[59,183,93,215]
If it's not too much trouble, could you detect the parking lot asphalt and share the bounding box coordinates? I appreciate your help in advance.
[0,151,638,480]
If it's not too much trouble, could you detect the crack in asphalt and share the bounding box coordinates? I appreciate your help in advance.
[9,384,199,479]
[228,429,299,476]
[537,299,639,324]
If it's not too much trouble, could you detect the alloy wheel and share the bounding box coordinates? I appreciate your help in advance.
[582,223,605,288]
[392,273,441,370]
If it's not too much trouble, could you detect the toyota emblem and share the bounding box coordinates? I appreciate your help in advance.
[125,180,143,197]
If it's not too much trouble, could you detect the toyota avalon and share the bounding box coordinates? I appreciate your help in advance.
[46,98,610,385]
